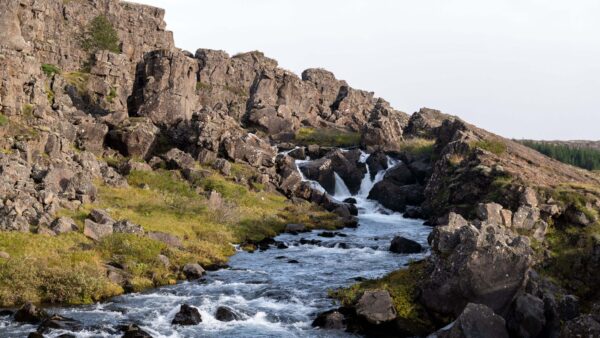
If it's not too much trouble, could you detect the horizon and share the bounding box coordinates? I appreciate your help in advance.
[131,0,600,141]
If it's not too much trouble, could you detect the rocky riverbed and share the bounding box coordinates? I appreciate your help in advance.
[0,155,431,337]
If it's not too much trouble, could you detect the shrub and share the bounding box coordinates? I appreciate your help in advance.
[41,64,61,77]
[294,127,361,147]
[81,15,120,53]
[0,114,8,127]
[106,86,117,103]
[64,71,90,95]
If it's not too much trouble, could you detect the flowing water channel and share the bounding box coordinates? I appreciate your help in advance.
[1,152,431,338]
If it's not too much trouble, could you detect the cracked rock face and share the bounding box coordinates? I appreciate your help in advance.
[423,212,533,317]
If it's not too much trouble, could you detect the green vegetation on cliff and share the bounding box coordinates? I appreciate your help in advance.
[0,166,343,307]
[81,15,120,54]
[520,140,600,171]
[294,127,361,147]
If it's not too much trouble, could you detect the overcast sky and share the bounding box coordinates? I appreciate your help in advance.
[132,0,599,140]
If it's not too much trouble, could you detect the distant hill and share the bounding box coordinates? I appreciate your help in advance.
[519,139,600,171]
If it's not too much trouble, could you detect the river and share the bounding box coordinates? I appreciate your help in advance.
[1,152,431,338]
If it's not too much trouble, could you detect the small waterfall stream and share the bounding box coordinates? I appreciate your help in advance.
[1,151,431,338]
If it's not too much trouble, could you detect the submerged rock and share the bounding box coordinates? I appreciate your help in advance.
[215,306,240,322]
[172,304,202,326]
[120,324,154,338]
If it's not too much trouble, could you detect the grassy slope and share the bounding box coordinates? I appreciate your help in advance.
[0,167,343,307]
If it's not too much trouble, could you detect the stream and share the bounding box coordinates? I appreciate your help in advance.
[1,152,431,338]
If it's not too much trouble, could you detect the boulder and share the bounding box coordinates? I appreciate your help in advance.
[287,147,306,160]
[560,315,600,338]
[355,290,397,325]
[50,217,78,234]
[113,220,144,235]
[434,303,509,338]
[312,310,346,330]
[285,223,306,233]
[365,151,389,178]
[475,203,504,225]
[172,304,202,326]
[84,219,113,241]
[107,120,159,159]
[423,216,532,316]
[389,236,423,254]
[565,207,593,227]
[14,302,48,324]
[368,183,425,212]
[0,252,10,259]
[383,163,416,186]
[512,206,540,230]
[89,209,115,225]
[27,333,44,338]
[299,157,335,194]
[37,314,82,334]
[507,294,546,338]
[120,324,153,338]
[215,306,240,322]
[147,232,183,248]
[162,148,195,171]
[182,263,205,280]
[212,159,231,176]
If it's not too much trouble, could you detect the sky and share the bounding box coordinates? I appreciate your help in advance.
[132,0,600,140]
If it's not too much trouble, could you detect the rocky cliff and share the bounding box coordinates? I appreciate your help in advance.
[1,1,600,337]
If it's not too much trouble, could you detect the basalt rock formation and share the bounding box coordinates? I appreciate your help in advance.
[1,1,600,337]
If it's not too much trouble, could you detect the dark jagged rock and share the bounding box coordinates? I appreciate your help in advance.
[389,236,422,254]
[14,302,48,324]
[172,304,202,326]
[434,303,509,338]
[422,212,532,316]
[120,324,154,338]
[37,314,82,334]
[368,182,425,212]
[506,293,546,338]
[312,310,346,330]
[215,306,240,322]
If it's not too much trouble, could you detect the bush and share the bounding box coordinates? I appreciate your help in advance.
[81,15,120,53]
[41,64,61,77]
[294,127,361,147]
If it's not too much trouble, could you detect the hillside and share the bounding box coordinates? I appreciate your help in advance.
[520,140,600,170]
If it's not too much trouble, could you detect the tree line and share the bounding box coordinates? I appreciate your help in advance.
[520,140,600,171]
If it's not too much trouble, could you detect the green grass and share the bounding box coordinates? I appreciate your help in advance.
[21,104,34,116]
[470,139,507,155]
[64,71,90,95]
[399,138,436,157]
[0,114,8,127]
[294,127,361,147]
[41,64,61,77]
[331,260,436,335]
[0,233,122,306]
[2,167,343,307]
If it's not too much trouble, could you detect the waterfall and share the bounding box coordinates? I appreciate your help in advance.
[333,172,352,199]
